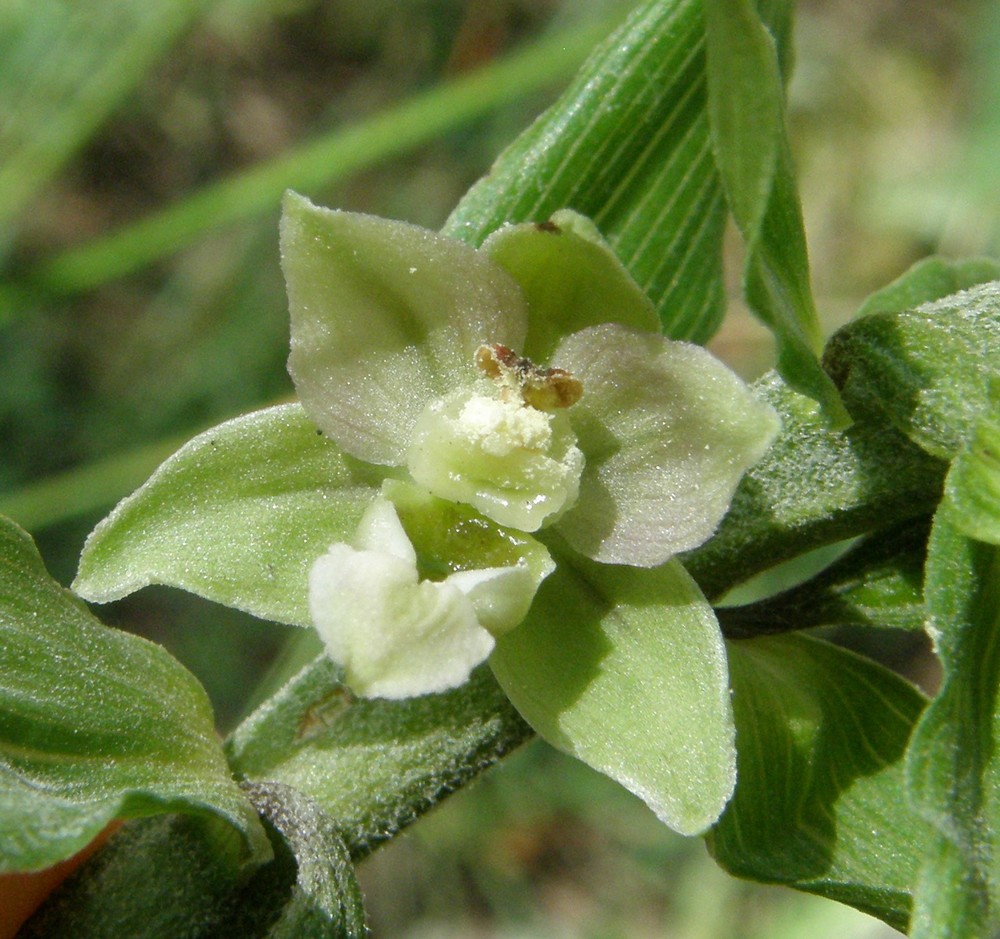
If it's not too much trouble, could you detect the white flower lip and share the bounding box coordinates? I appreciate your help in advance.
[309,497,547,699]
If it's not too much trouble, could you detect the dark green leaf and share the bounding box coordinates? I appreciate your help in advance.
[0,517,268,873]
[709,634,932,931]
[681,373,945,601]
[73,404,385,627]
[704,0,848,425]
[20,814,253,938]
[446,0,734,342]
[824,280,1000,460]
[240,783,367,938]
[906,517,1000,936]
[718,518,929,638]
[856,255,1000,318]
[943,409,1000,545]
[226,658,530,859]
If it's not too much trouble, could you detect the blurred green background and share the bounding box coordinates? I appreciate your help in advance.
[1,0,997,934]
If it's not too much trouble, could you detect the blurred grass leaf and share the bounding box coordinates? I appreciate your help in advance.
[23,15,614,299]
[0,0,214,231]
[906,517,1000,936]
[709,633,932,932]
[0,515,269,873]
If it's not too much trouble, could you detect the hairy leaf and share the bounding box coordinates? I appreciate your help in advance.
[704,0,847,424]
[825,280,1000,460]
[906,517,1000,937]
[709,634,932,931]
[718,518,929,638]
[0,517,268,874]
[226,659,530,859]
[446,0,735,341]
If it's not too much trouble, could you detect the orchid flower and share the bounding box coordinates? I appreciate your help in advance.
[281,192,779,705]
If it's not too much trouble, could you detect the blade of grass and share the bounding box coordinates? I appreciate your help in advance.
[20,15,616,301]
[0,0,216,229]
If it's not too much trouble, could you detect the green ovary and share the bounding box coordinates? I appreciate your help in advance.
[407,388,584,532]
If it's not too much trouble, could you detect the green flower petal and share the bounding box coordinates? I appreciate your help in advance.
[483,208,660,362]
[554,324,780,566]
[281,192,527,465]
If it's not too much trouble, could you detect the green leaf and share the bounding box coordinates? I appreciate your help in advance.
[240,783,368,938]
[905,516,1000,936]
[282,192,527,466]
[709,634,932,932]
[824,280,1000,460]
[446,0,738,342]
[19,814,255,938]
[226,658,530,858]
[0,516,268,873]
[490,554,735,836]
[717,518,929,637]
[856,255,1000,318]
[704,0,848,426]
[482,209,659,362]
[943,409,1000,545]
[73,404,385,627]
[681,374,945,601]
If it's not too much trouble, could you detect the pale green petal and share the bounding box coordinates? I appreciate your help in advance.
[281,191,527,465]
[554,324,780,566]
[309,543,494,700]
[483,208,659,362]
[446,563,541,636]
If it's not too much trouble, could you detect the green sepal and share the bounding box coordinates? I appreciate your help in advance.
[709,633,932,932]
[490,553,735,836]
[482,209,659,362]
[282,190,527,466]
[74,403,386,627]
[0,516,269,874]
